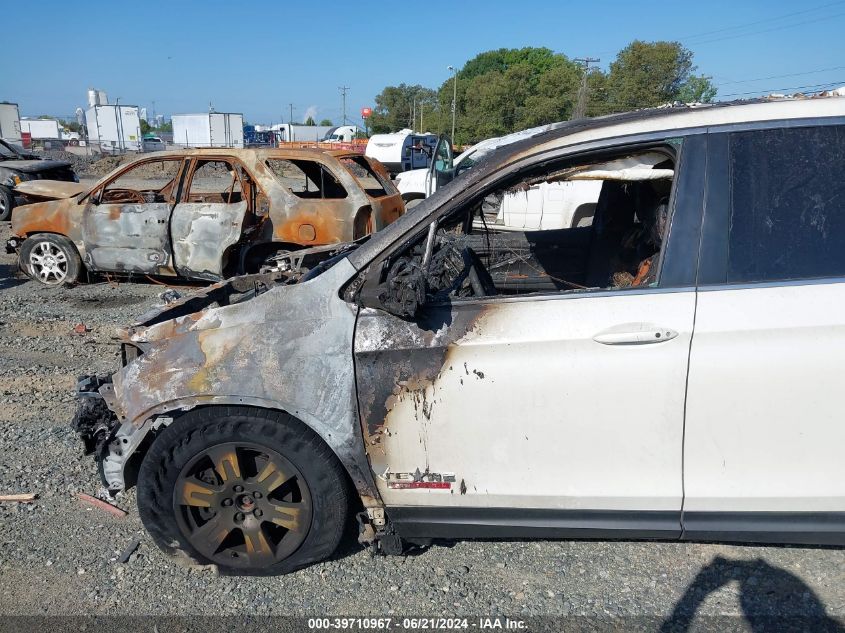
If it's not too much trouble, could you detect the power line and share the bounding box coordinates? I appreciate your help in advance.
[589,1,845,58]
[716,65,845,87]
[718,79,845,98]
[677,0,845,41]
[683,10,845,46]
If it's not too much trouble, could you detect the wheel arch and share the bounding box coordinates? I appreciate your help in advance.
[119,398,382,510]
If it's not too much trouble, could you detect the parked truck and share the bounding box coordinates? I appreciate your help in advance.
[172,113,244,148]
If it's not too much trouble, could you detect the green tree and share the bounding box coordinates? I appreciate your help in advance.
[140,119,151,134]
[304,116,316,126]
[319,118,333,126]
[368,83,441,134]
[676,75,718,103]
[60,119,82,133]
[436,47,581,143]
[604,41,702,113]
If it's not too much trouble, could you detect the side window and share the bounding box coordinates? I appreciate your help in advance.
[727,126,845,283]
[364,144,681,316]
[100,158,182,204]
[184,159,244,204]
[340,156,396,198]
[266,159,347,199]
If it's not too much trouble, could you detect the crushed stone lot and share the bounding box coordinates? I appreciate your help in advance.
[0,222,843,628]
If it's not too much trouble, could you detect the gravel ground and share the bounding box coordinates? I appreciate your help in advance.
[0,222,843,629]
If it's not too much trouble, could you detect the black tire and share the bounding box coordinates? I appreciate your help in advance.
[0,186,14,222]
[19,233,82,286]
[137,406,350,575]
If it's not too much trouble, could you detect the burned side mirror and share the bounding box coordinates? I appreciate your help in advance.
[359,257,427,319]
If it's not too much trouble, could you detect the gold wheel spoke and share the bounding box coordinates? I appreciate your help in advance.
[243,527,274,563]
[192,515,230,554]
[268,501,304,532]
[207,445,242,483]
[254,460,290,493]
[179,480,217,507]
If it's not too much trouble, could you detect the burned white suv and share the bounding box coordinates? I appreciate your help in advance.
[74,98,845,574]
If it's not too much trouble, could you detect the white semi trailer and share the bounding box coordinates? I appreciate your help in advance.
[0,103,22,144]
[172,113,244,148]
[85,104,142,152]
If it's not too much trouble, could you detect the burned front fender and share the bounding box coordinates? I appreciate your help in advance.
[97,258,381,506]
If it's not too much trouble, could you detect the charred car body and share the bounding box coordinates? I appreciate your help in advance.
[0,139,78,221]
[7,148,403,285]
[74,98,845,574]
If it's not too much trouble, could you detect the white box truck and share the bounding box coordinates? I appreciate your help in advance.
[20,119,61,140]
[85,105,142,152]
[172,113,244,148]
[0,103,21,144]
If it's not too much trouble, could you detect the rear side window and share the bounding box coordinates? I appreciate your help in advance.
[340,156,395,197]
[728,126,845,283]
[266,159,347,199]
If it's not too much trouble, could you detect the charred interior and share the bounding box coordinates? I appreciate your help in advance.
[365,146,677,317]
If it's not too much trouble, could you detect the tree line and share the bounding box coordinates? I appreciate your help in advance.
[367,41,717,144]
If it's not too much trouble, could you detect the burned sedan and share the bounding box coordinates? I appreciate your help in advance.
[7,148,403,285]
[74,99,845,574]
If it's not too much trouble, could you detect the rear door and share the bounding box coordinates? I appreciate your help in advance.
[170,158,251,279]
[684,124,845,542]
[82,157,184,275]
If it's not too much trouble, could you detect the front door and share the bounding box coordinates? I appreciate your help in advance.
[354,135,705,536]
[82,157,184,275]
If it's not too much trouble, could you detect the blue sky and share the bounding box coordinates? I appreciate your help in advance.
[3,0,844,126]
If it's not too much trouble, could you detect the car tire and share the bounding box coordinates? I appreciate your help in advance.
[0,186,14,222]
[20,233,82,286]
[137,406,350,575]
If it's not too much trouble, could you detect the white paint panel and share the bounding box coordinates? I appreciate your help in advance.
[685,283,845,512]
[367,290,695,510]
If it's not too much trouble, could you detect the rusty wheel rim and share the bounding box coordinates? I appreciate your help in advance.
[174,442,312,568]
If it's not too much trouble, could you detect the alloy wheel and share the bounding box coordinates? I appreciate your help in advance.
[29,241,69,284]
[173,442,312,568]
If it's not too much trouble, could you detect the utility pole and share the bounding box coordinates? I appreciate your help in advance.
[448,65,458,144]
[572,57,600,120]
[289,103,293,124]
[338,86,350,124]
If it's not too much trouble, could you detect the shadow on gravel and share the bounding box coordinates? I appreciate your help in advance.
[660,555,844,633]
[0,263,27,290]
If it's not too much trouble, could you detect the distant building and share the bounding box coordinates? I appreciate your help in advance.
[140,107,148,123]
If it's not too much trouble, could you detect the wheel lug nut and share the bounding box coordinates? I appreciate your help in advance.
[222,498,233,507]
[233,485,244,493]
[234,512,245,522]
[253,491,262,499]
[253,509,263,518]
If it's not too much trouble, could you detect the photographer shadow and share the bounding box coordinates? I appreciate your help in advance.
[660,555,844,633]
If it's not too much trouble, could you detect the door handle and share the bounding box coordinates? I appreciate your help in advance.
[593,325,678,345]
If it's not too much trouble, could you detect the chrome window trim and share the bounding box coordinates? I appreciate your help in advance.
[698,276,845,292]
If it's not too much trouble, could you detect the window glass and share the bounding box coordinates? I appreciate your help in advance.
[728,126,845,283]
[102,158,181,203]
[266,159,347,199]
